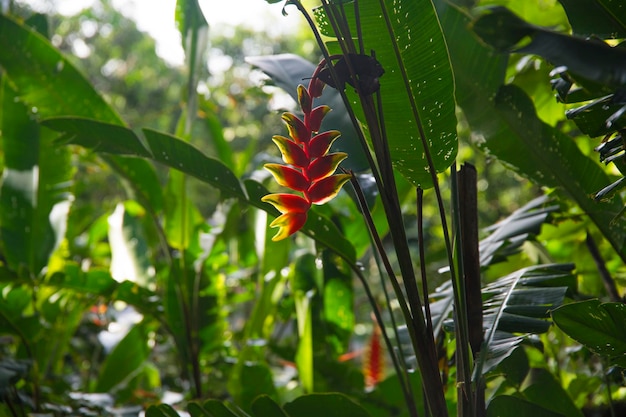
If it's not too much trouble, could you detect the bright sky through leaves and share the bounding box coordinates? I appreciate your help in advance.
[18,0,301,65]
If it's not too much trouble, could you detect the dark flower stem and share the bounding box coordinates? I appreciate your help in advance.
[347,171,419,417]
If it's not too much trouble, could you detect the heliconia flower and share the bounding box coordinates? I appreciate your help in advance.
[363,321,385,389]
[261,63,351,241]
[308,174,351,205]
[307,106,332,134]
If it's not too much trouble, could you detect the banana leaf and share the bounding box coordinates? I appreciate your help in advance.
[0,14,164,215]
[403,196,575,376]
[311,0,458,188]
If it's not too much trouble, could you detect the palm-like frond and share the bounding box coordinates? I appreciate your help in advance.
[399,196,574,375]
[475,263,575,378]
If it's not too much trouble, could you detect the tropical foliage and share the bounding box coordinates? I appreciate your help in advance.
[1,0,625,416]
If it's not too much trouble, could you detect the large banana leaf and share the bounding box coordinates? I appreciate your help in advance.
[0,14,163,214]
[416,196,575,376]
[559,0,626,39]
[434,4,626,263]
[313,0,458,188]
[471,7,626,89]
[425,264,574,380]
[474,263,574,377]
[557,0,626,38]
[479,195,559,266]
[471,6,626,213]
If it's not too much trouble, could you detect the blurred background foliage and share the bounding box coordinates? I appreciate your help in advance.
[0,0,625,416]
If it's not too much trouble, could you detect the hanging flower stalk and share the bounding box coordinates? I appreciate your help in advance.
[262,64,351,241]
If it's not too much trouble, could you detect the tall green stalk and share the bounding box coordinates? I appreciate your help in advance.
[172,0,209,398]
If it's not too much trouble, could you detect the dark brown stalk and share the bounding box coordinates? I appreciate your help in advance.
[458,164,482,356]
[417,188,435,350]
[458,164,485,416]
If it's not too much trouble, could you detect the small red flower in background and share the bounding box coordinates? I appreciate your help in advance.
[262,64,350,241]
[364,320,385,389]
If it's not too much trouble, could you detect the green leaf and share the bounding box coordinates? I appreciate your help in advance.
[163,168,207,252]
[0,15,122,124]
[314,0,458,188]
[251,396,289,417]
[237,364,278,412]
[322,251,354,354]
[115,280,164,319]
[292,254,317,392]
[48,265,116,295]
[106,155,164,214]
[283,393,372,417]
[430,241,574,380]
[493,85,626,258]
[175,0,208,139]
[487,395,567,417]
[479,195,558,267]
[0,285,33,324]
[427,195,573,363]
[201,99,236,174]
[146,404,182,417]
[175,0,208,42]
[143,128,246,199]
[522,368,584,417]
[552,299,626,366]
[496,346,529,389]
[557,0,626,38]
[95,322,151,392]
[46,117,151,158]
[187,403,212,417]
[493,84,611,194]
[472,7,626,89]
[243,247,289,340]
[0,82,73,276]
[475,264,573,376]
[441,4,626,262]
[565,96,626,138]
[202,400,245,417]
[40,117,246,199]
[162,257,191,367]
[0,16,163,215]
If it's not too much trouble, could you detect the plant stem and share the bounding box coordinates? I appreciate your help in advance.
[348,172,419,417]
[293,1,447,414]
[586,231,622,302]
[603,358,616,417]
[451,164,475,416]
[417,188,434,344]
